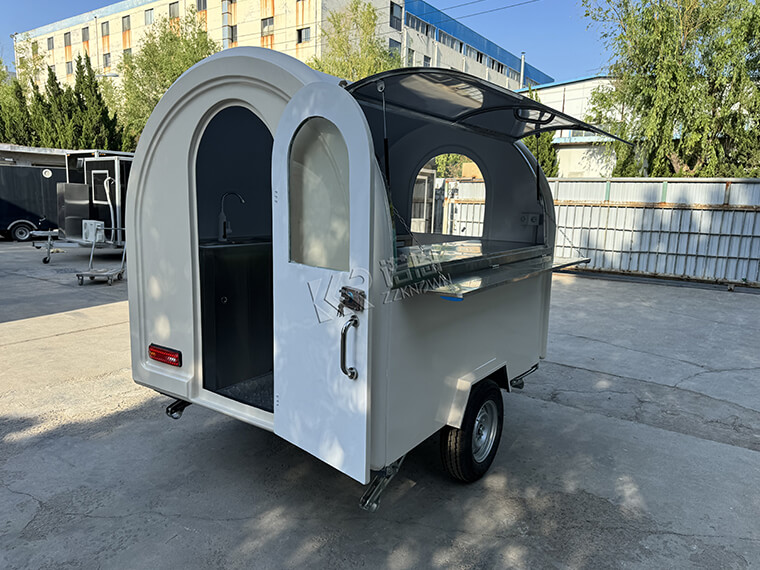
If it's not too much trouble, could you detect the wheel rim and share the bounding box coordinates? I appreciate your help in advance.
[14,226,30,240]
[472,400,498,463]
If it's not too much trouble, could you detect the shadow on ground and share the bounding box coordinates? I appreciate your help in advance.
[0,241,127,324]
[1,388,727,569]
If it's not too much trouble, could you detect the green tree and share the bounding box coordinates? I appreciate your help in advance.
[117,10,219,148]
[14,34,47,87]
[583,0,760,177]
[434,154,465,178]
[74,55,122,150]
[1,79,37,146]
[309,0,402,81]
[522,88,560,177]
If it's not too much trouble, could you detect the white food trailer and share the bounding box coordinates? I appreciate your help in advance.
[127,48,621,510]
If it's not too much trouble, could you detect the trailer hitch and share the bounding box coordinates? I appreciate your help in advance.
[359,455,405,512]
[166,399,192,420]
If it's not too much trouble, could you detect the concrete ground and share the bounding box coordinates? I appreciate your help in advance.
[1,238,759,569]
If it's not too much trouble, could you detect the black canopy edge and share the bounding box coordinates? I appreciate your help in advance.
[347,67,631,146]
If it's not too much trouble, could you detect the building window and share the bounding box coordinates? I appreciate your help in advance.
[389,38,401,55]
[64,32,71,47]
[508,68,519,81]
[230,25,238,45]
[297,27,310,43]
[122,15,131,32]
[124,48,132,58]
[145,9,154,25]
[82,27,89,42]
[405,13,434,38]
[197,0,207,10]
[406,47,414,66]
[47,37,54,50]
[261,17,274,35]
[423,55,431,67]
[32,41,38,55]
[476,52,484,64]
[66,61,73,75]
[390,2,402,31]
[103,53,111,68]
[169,2,179,19]
[101,21,110,37]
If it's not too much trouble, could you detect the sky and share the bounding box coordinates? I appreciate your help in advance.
[0,0,611,83]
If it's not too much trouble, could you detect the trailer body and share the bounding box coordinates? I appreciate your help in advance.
[57,150,133,246]
[0,165,65,240]
[127,48,608,490]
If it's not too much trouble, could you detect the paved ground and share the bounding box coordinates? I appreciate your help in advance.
[1,238,759,569]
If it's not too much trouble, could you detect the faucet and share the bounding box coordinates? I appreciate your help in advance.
[218,192,246,242]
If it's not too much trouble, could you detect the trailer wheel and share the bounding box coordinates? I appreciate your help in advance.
[440,379,504,483]
[11,223,33,242]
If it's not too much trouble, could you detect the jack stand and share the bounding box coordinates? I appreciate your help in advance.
[166,399,191,419]
[359,455,405,512]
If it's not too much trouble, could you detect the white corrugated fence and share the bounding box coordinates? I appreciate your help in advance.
[552,178,760,286]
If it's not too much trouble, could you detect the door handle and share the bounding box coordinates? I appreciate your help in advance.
[340,315,359,380]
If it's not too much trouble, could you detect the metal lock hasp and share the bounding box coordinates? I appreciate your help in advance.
[337,286,366,316]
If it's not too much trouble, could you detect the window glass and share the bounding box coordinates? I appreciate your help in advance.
[82,27,89,42]
[389,38,401,55]
[411,154,485,237]
[169,2,179,19]
[261,17,274,35]
[66,61,73,75]
[103,53,111,68]
[197,0,207,10]
[102,21,110,36]
[122,15,131,31]
[145,9,154,25]
[64,32,71,47]
[390,2,402,30]
[423,55,430,67]
[297,27,310,43]
[289,118,350,271]
[47,37,54,50]
[230,25,238,44]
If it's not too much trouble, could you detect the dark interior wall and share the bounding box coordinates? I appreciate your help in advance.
[196,106,274,242]
[357,104,550,244]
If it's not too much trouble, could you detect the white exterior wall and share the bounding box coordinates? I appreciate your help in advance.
[556,145,615,178]
[528,77,616,178]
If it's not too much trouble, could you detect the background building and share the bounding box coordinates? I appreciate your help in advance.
[14,0,552,90]
[522,76,615,178]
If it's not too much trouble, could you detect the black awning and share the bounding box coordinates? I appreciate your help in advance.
[346,68,628,144]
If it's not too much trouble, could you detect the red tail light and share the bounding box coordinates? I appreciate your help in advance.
[149,344,182,367]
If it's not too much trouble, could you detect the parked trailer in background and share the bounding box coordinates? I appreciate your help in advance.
[57,150,133,247]
[127,48,622,510]
[0,165,65,241]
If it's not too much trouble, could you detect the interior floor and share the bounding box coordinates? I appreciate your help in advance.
[216,372,274,413]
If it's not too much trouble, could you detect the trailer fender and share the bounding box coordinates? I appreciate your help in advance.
[7,219,38,232]
[445,362,508,429]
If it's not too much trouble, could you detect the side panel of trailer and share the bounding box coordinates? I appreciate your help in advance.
[0,165,64,234]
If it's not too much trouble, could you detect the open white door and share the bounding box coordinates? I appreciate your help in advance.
[271,82,374,484]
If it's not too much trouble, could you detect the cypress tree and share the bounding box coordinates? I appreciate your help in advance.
[2,80,37,146]
[76,55,122,150]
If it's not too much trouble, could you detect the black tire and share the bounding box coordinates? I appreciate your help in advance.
[42,256,50,264]
[441,379,504,483]
[11,223,33,242]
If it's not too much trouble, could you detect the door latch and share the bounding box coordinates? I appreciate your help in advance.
[337,286,365,317]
